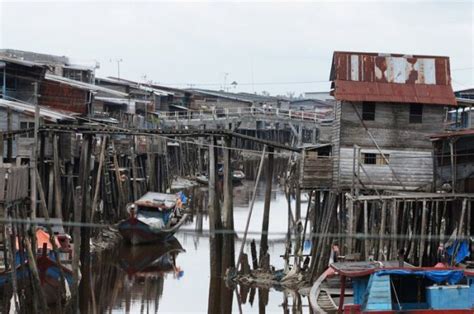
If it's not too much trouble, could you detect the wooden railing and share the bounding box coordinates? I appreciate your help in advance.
[154,107,333,123]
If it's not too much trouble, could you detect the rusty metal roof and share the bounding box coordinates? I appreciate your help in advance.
[330,51,457,106]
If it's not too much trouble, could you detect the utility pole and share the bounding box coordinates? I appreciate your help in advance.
[110,58,123,79]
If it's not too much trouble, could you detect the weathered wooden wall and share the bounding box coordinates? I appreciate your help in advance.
[339,101,445,149]
[331,101,445,190]
[301,151,332,189]
[339,147,433,191]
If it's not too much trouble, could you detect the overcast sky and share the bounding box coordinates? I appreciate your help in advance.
[0,0,472,95]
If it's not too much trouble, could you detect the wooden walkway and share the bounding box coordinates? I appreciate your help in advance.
[155,107,332,129]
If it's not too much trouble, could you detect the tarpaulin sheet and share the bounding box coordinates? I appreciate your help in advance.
[376,269,464,285]
[446,240,470,264]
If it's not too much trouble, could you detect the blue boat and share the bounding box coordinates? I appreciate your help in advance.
[310,261,474,313]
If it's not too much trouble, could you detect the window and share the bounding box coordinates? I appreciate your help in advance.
[362,102,375,121]
[0,73,18,91]
[20,121,35,138]
[363,153,376,164]
[409,104,423,123]
[362,153,390,165]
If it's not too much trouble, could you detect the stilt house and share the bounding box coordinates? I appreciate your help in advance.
[303,51,457,191]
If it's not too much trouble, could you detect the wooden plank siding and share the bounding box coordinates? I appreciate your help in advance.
[301,150,333,189]
[339,147,433,190]
[323,101,446,191]
[339,101,445,149]
[331,102,342,188]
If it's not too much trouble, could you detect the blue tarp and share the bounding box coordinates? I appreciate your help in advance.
[376,270,465,285]
[178,191,187,205]
[446,240,470,264]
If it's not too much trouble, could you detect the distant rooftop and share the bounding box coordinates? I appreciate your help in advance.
[189,88,286,104]
[0,49,99,71]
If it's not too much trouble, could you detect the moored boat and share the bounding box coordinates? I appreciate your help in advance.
[310,261,474,313]
[195,169,246,185]
[118,192,189,245]
[0,227,76,305]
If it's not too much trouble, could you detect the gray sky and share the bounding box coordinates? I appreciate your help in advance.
[1,0,472,95]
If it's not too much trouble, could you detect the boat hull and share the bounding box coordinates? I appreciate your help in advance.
[0,254,74,305]
[118,214,188,245]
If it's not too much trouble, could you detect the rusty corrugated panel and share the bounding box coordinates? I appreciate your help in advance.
[330,51,456,105]
[333,80,456,105]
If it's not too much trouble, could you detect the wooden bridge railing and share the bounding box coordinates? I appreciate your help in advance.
[154,107,332,123]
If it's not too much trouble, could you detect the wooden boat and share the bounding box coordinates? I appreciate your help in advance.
[231,170,246,184]
[118,236,185,278]
[0,228,76,305]
[194,174,209,185]
[310,261,474,313]
[118,192,189,245]
[195,169,246,185]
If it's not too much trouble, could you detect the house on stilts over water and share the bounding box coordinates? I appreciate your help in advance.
[305,51,473,280]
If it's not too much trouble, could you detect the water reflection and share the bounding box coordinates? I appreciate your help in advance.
[88,238,185,314]
[87,181,310,313]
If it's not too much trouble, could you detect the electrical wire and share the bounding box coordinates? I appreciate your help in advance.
[0,217,472,241]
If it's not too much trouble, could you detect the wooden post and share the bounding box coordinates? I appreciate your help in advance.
[222,135,234,269]
[25,236,48,312]
[3,208,19,312]
[419,200,427,266]
[351,144,358,196]
[391,200,398,260]
[92,135,107,221]
[35,168,67,306]
[111,141,124,215]
[449,140,456,194]
[78,135,92,313]
[364,200,369,260]
[347,199,354,254]
[47,167,54,216]
[250,239,258,270]
[131,137,139,201]
[208,136,222,278]
[72,186,82,310]
[236,146,266,270]
[31,82,39,220]
[53,134,63,219]
[260,146,274,260]
[379,200,387,261]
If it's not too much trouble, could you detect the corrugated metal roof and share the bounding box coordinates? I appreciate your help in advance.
[94,97,132,105]
[0,99,76,122]
[332,80,456,105]
[45,74,128,97]
[0,56,47,68]
[330,51,456,106]
[97,77,174,96]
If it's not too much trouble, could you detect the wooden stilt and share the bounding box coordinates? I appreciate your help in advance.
[259,146,274,261]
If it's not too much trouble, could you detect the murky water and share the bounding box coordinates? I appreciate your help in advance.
[91,181,311,313]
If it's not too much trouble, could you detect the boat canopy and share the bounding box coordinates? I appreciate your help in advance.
[375,269,465,285]
[135,192,177,209]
